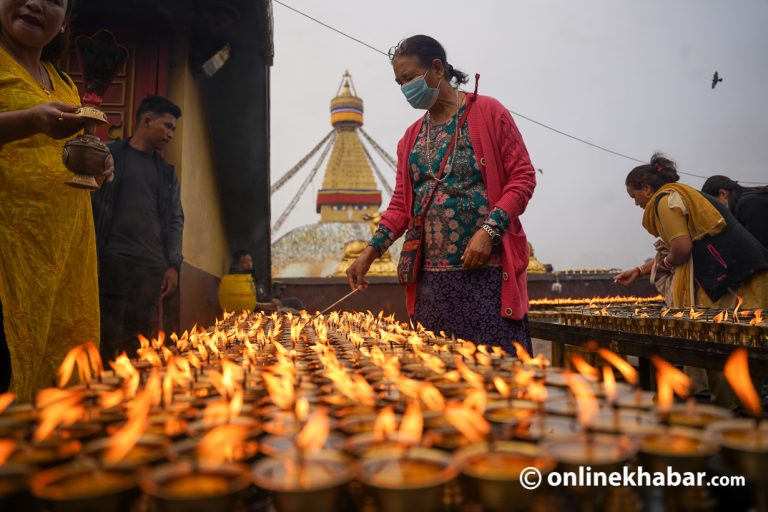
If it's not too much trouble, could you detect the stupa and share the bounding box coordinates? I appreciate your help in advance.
[271,72,399,278]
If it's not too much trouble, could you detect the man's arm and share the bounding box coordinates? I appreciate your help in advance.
[166,170,185,271]
[161,170,184,299]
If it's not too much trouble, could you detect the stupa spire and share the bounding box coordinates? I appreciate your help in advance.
[316,71,381,222]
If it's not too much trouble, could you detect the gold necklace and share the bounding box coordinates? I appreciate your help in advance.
[37,63,51,96]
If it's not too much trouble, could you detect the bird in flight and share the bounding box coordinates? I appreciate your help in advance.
[711,71,723,89]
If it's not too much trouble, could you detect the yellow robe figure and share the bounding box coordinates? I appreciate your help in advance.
[0,48,100,400]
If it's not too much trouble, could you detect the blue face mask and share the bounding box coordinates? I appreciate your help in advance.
[401,70,441,109]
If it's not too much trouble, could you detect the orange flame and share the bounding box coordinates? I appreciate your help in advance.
[602,366,617,404]
[724,348,761,417]
[419,382,445,411]
[493,376,511,399]
[373,406,397,443]
[418,352,446,374]
[295,397,309,422]
[733,294,744,323]
[110,353,140,398]
[229,389,243,419]
[36,387,76,408]
[295,407,330,454]
[651,356,691,414]
[99,388,125,409]
[713,310,728,323]
[140,349,163,368]
[0,438,16,465]
[444,402,490,443]
[263,372,294,410]
[34,390,84,442]
[197,424,251,463]
[209,358,240,400]
[528,379,548,403]
[475,347,492,367]
[399,401,424,447]
[513,368,535,390]
[352,374,376,406]
[463,388,488,414]
[750,309,764,326]
[455,357,484,388]
[456,341,477,362]
[513,342,532,364]
[689,307,704,319]
[138,334,150,351]
[597,348,638,386]
[0,391,15,415]
[154,330,166,350]
[202,399,232,427]
[104,371,157,463]
[570,354,599,381]
[57,342,102,387]
[565,372,598,427]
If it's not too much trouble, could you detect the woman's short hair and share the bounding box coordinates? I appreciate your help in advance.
[625,153,680,192]
[389,35,468,86]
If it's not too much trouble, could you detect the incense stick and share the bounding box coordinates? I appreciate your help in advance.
[318,288,361,315]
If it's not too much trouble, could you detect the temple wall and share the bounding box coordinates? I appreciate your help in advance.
[165,31,229,329]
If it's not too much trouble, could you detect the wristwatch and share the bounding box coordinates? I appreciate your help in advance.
[481,224,502,246]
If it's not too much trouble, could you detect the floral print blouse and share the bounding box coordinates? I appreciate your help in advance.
[370,104,509,271]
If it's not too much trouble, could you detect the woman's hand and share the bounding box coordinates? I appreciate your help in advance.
[346,246,379,290]
[462,228,493,269]
[654,253,672,274]
[614,268,640,286]
[31,102,86,139]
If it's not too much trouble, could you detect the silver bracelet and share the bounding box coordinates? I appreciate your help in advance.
[481,224,501,245]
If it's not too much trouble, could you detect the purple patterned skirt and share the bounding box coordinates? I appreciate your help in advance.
[412,267,532,356]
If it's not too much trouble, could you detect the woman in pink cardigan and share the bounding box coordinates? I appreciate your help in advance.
[346,35,536,354]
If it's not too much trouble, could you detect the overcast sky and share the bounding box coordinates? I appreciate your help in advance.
[269,0,768,271]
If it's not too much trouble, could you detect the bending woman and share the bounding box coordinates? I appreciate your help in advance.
[615,154,768,407]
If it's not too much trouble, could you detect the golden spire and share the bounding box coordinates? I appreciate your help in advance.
[330,70,364,130]
[317,71,381,222]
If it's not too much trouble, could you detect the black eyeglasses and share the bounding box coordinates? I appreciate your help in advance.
[387,45,398,62]
[388,39,407,62]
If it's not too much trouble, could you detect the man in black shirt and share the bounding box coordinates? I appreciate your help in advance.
[92,96,184,359]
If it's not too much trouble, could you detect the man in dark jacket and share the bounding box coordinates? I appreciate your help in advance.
[703,175,768,250]
[92,95,184,359]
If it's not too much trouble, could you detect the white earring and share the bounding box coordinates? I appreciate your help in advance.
[60,26,65,33]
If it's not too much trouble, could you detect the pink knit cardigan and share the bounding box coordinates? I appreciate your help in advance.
[379,94,537,320]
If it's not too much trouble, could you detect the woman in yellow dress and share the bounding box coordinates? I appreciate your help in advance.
[0,0,110,400]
